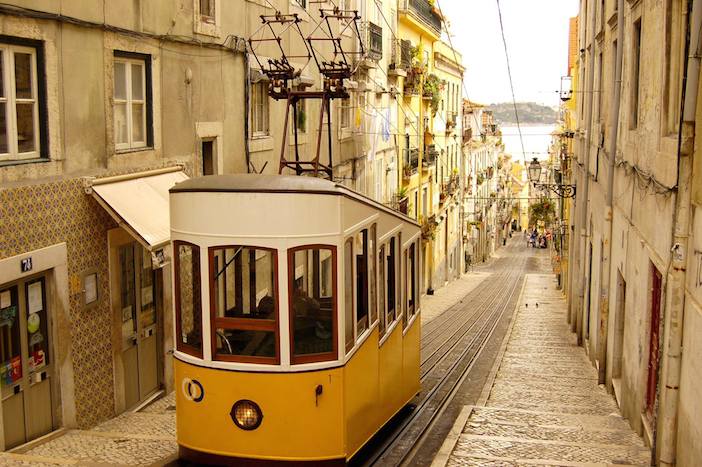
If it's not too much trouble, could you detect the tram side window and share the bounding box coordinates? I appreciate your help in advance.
[387,237,396,325]
[175,242,202,357]
[369,224,377,326]
[355,230,369,337]
[290,246,337,363]
[378,245,386,337]
[407,242,416,321]
[210,246,278,363]
[344,239,354,351]
[402,248,408,329]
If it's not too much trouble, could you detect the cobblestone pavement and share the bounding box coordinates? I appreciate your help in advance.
[421,271,492,325]
[438,274,651,467]
[0,392,176,466]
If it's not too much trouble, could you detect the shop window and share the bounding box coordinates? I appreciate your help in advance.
[0,286,21,387]
[210,246,278,363]
[289,246,337,364]
[174,241,202,357]
[0,40,47,163]
[113,52,152,151]
[355,229,369,336]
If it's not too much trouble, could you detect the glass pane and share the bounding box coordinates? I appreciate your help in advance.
[16,103,35,153]
[114,62,127,100]
[131,103,144,143]
[292,247,335,357]
[0,286,22,387]
[26,279,49,373]
[212,247,276,319]
[344,240,354,349]
[215,329,275,357]
[355,230,368,333]
[369,225,377,325]
[119,244,136,340]
[200,0,215,17]
[387,237,396,323]
[378,246,385,336]
[114,103,127,144]
[0,52,4,98]
[0,104,8,154]
[409,243,416,316]
[131,63,144,100]
[14,52,32,99]
[177,243,202,351]
[140,247,156,328]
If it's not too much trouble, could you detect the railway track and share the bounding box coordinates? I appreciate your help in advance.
[361,241,532,466]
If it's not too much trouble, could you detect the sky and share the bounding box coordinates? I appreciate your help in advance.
[438,0,579,107]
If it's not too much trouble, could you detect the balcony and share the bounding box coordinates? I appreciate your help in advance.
[403,148,419,179]
[365,21,383,61]
[423,144,438,169]
[390,39,412,76]
[445,111,457,134]
[463,127,472,142]
[400,0,442,38]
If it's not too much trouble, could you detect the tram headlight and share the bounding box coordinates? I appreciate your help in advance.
[230,400,263,430]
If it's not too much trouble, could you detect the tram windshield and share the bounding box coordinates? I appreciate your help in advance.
[210,246,278,362]
[289,246,336,363]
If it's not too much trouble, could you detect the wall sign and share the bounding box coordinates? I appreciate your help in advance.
[21,258,32,273]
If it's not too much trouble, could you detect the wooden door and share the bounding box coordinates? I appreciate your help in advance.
[646,265,663,416]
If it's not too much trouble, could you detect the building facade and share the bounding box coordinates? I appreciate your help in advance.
[566,1,702,465]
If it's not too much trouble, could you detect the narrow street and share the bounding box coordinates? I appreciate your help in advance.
[433,274,650,466]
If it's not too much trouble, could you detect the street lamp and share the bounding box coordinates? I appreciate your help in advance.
[527,158,576,198]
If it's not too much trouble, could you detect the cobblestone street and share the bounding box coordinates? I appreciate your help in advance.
[435,274,651,466]
[0,393,177,466]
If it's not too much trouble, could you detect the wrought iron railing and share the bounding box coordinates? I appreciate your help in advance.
[364,21,383,60]
[401,0,442,36]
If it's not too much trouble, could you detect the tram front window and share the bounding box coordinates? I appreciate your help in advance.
[210,246,279,363]
[175,242,202,357]
[289,246,337,364]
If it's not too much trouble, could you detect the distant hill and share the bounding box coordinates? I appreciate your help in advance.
[487,102,558,125]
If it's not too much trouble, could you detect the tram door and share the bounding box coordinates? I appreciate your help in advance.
[113,237,159,409]
[1,276,54,449]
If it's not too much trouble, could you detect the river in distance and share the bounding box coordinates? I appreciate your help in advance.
[500,124,557,165]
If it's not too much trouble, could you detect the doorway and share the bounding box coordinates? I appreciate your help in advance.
[201,139,215,176]
[645,264,663,418]
[1,275,55,449]
[110,232,161,410]
[612,270,626,406]
[585,242,593,341]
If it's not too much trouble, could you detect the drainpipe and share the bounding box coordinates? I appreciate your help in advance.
[574,1,598,344]
[660,1,699,465]
[597,0,624,385]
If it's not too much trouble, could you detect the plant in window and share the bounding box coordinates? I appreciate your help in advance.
[423,74,444,116]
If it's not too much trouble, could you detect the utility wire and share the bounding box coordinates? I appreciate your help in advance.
[493,0,527,166]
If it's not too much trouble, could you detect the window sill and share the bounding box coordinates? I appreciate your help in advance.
[115,146,154,155]
[0,157,51,168]
[249,136,274,153]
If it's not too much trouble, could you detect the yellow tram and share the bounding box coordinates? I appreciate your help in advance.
[169,174,422,464]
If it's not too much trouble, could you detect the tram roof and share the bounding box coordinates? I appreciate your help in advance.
[170,174,420,226]
[171,174,339,195]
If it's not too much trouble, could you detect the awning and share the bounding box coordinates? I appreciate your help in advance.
[86,167,188,251]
